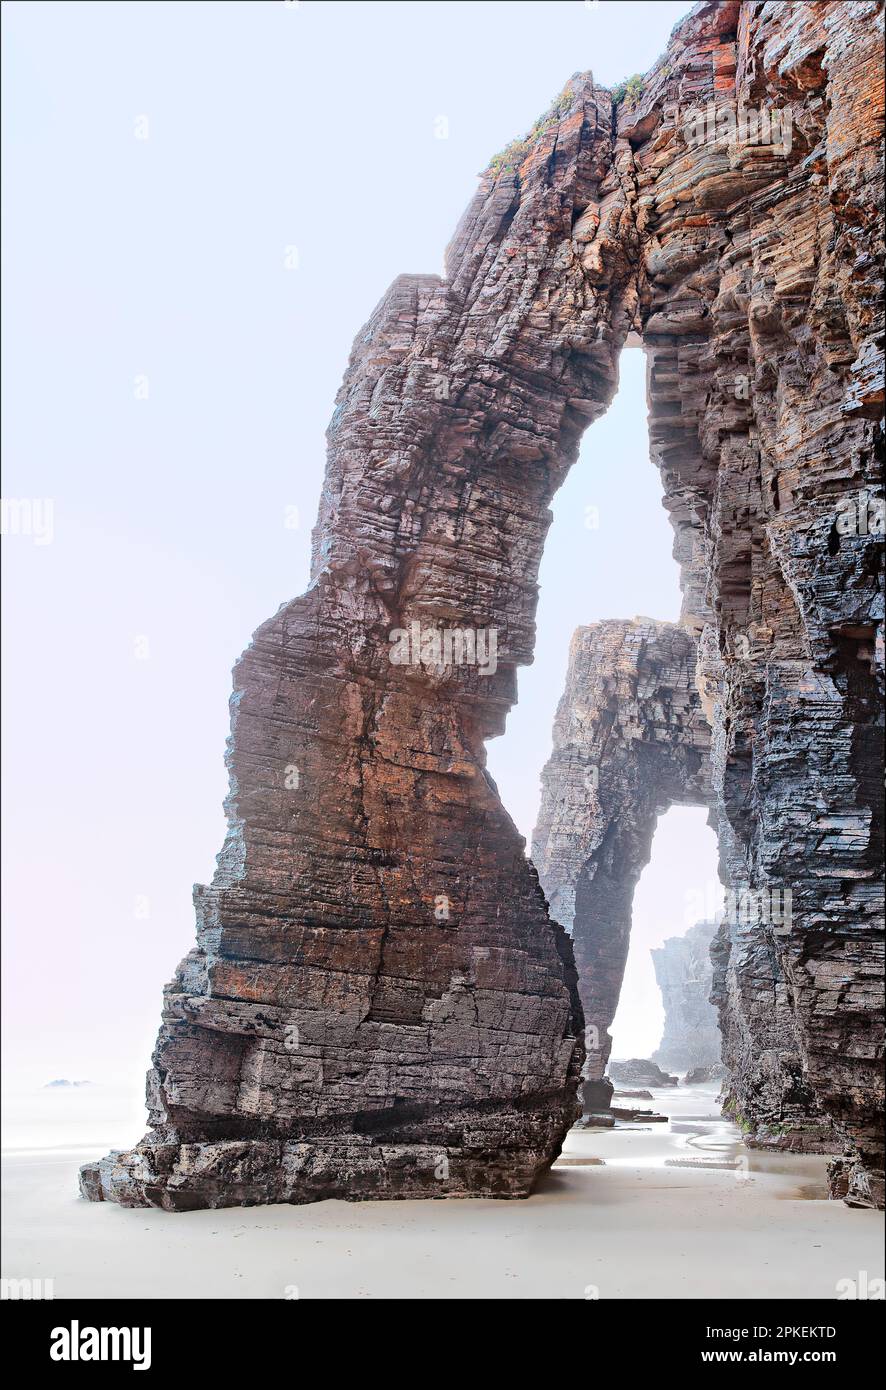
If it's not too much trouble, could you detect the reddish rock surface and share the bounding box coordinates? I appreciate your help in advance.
[82,0,883,1210]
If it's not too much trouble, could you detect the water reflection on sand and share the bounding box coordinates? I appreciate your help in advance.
[556,1082,830,1199]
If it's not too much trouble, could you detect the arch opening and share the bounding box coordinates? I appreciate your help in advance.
[611,806,720,1062]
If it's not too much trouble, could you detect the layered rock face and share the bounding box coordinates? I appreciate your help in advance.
[651,921,722,1074]
[84,76,637,1211]
[532,618,713,1107]
[83,0,883,1209]
[710,903,834,1152]
[537,0,883,1201]
[653,0,883,1202]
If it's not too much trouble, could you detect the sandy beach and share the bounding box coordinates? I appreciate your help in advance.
[2,1083,882,1300]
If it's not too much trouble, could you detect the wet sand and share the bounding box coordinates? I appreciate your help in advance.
[2,1085,883,1299]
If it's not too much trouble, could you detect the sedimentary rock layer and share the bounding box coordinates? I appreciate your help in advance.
[84,71,640,1210]
[662,0,884,1200]
[83,0,883,1208]
[540,0,883,1197]
[710,902,835,1153]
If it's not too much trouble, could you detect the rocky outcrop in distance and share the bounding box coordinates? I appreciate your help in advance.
[82,0,883,1210]
[683,1065,724,1086]
[533,618,834,1149]
[608,1059,678,1089]
[532,618,716,1105]
[652,922,722,1074]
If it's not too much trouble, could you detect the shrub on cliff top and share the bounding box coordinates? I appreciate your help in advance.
[611,73,645,108]
[486,75,584,175]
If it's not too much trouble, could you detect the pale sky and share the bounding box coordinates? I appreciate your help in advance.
[1,0,704,1094]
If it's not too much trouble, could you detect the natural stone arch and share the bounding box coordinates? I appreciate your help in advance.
[82,75,630,1210]
[82,0,883,1209]
[532,618,833,1149]
[532,619,714,1108]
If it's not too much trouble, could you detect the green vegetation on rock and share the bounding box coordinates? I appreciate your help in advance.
[611,73,645,108]
[486,73,587,176]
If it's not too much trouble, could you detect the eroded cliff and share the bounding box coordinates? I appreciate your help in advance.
[82,0,883,1210]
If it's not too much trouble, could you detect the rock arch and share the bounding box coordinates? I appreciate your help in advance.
[532,617,833,1149]
[533,619,712,1111]
[82,0,883,1209]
